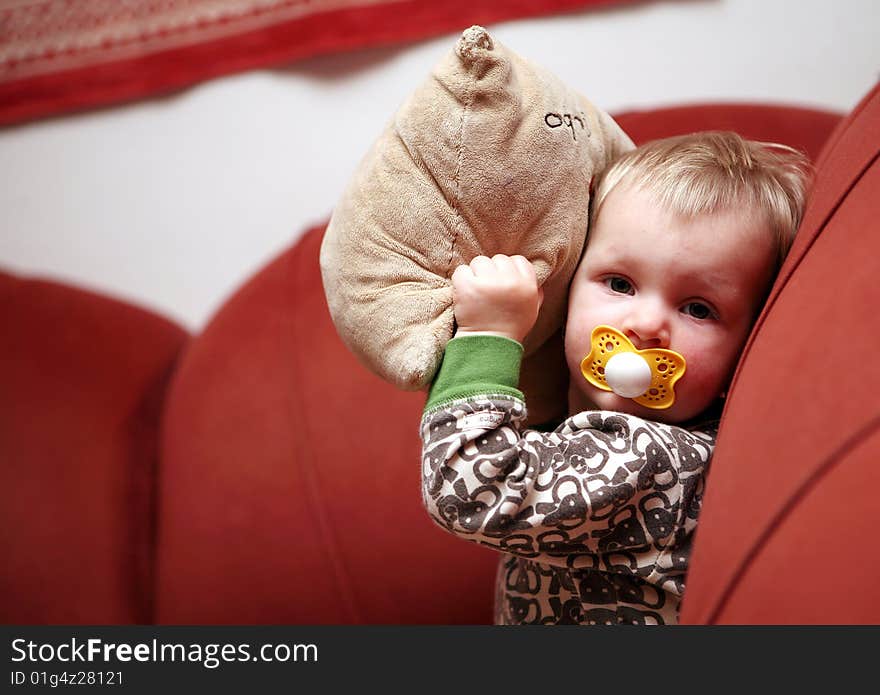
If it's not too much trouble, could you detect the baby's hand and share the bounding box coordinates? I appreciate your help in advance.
[451,254,543,343]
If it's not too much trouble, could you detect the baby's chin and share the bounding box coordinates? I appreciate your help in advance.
[568,384,691,425]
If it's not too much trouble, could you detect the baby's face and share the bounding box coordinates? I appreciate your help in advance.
[564,183,777,424]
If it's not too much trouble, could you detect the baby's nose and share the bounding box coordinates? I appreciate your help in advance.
[622,308,669,349]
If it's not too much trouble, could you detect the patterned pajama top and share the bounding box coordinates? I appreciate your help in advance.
[420,335,718,625]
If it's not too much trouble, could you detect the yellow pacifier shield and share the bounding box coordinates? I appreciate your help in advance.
[580,326,686,410]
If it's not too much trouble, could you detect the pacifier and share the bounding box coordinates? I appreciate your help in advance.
[580,326,686,410]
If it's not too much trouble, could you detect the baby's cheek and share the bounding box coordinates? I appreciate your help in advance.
[563,324,592,364]
[679,353,730,405]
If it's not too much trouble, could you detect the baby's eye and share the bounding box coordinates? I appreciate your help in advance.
[682,302,716,320]
[605,277,634,295]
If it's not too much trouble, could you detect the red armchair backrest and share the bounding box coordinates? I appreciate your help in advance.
[0,274,187,623]
[681,82,880,624]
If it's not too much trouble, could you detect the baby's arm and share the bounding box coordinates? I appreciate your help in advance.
[422,383,714,569]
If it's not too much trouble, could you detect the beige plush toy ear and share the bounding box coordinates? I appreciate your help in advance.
[321,26,632,412]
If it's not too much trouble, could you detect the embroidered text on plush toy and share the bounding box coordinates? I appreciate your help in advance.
[544,111,591,141]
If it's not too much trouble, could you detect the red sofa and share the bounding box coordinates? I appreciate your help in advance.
[3,82,877,624]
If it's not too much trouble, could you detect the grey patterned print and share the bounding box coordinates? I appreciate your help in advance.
[421,395,717,625]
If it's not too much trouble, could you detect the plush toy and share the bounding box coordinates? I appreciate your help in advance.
[320,25,633,421]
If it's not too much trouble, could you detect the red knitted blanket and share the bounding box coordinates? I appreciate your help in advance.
[0,0,639,127]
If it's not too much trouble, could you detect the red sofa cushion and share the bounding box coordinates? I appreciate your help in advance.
[0,273,188,623]
[681,82,880,623]
[155,225,499,624]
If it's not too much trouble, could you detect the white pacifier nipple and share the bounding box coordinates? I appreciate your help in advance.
[604,352,653,398]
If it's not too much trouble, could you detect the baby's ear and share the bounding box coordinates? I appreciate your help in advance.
[320,25,633,411]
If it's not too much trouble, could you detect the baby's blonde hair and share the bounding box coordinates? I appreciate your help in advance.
[591,131,813,267]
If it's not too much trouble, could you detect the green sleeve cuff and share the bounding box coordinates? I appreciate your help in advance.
[424,334,525,412]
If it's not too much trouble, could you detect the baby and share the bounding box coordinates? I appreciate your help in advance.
[420,131,811,624]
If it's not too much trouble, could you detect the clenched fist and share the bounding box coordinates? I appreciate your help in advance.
[451,254,544,343]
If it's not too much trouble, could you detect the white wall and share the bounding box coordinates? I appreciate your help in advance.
[1,0,877,331]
